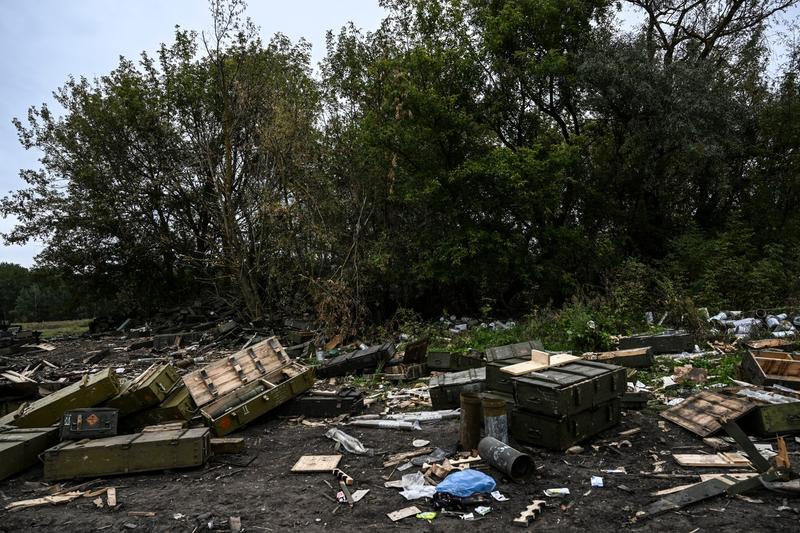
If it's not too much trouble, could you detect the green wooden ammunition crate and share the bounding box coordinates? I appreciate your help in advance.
[201,363,314,436]
[41,427,210,481]
[510,399,622,450]
[429,368,486,409]
[742,350,800,390]
[123,384,197,429]
[105,364,179,416]
[0,368,122,428]
[511,361,626,417]
[752,402,800,434]
[0,427,59,481]
[427,351,484,371]
[486,357,527,394]
[485,340,544,362]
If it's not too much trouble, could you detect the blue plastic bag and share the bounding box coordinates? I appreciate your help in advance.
[434,469,496,497]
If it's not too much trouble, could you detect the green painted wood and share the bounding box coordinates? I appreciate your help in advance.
[201,364,315,437]
[0,369,122,428]
[509,399,621,450]
[105,364,179,416]
[0,427,59,481]
[41,427,210,481]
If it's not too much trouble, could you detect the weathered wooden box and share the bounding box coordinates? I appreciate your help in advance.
[429,368,486,409]
[123,383,197,430]
[0,427,59,481]
[201,363,315,436]
[0,368,122,428]
[485,340,544,362]
[742,350,800,390]
[583,347,654,368]
[59,408,119,440]
[317,343,396,378]
[105,364,179,416]
[183,337,292,407]
[426,351,484,371]
[617,330,693,354]
[510,399,622,450]
[734,387,800,435]
[511,361,626,417]
[41,427,210,481]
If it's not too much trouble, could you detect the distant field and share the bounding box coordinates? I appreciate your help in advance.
[19,318,93,338]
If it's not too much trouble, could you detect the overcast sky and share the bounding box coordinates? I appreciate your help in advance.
[0,1,796,267]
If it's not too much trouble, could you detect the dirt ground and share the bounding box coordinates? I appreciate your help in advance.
[2,338,799,532]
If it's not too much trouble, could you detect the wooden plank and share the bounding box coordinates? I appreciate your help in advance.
[290,455,342,473]
[183,338,290,407]
[673,452,751,467]
[660,390,756,437]
[387,506,421,522]
[745,338,795,350]
[513,499,546,527]
[500,354,581,376]
[758,358,800,379]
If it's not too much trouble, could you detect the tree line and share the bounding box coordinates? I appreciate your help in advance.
[2,0,799,332]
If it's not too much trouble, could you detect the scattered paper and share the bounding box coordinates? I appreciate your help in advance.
[351,489,369,503]
[591,476,604,488]
[491,491,509,502]
[474,506,491,516]
[544,488,570,497]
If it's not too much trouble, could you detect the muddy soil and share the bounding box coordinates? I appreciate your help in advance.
[2,337,798,531]
[2,407,798,532]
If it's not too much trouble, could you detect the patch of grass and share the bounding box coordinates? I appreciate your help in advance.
[19,318,93,338]
[634,352,743,390]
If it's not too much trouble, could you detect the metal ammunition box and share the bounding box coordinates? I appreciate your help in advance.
[429,368,486,409]
[0,427,59,481]
[510,399,622,450]
[42,427,210,481]
[105,364,180,416]
[278,388,364,418]
[511,361,626,417]
[742,350,800,390]
[201,363,315,436]
[59,408,119,440]
[0,368,122,428]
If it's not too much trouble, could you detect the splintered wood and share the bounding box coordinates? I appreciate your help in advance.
[387,506,421,522]
[660,391,755,437]
[513,499,546,527]
[291,455,342,472]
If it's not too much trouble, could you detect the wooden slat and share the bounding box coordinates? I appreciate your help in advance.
[183,338,289,407]
[673,452,751,467]
[583,347,650,361]
[660,391,756,437]
[758,358,800,379]
[500,353,580,376]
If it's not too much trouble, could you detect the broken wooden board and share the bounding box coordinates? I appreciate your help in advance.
[500,353,581,376]
[745,338,796,351]
[660,390,755,437]
[387,506,421,522]
[513,499,546,527]
[290,455,342,473]
[183,337,290,407]
[673,452,751,468]
[650,473,758,496]
[107,487,117,507]
[383,447,433,468]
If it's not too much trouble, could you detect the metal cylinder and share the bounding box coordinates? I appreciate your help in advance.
[754,309,767,319]
[481,396,508,444]
[459,393,482,451]
[478,436,533,480]
[766,315,781,330]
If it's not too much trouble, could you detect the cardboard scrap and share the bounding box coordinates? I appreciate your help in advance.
[388,506,422,522]
[291,455,342,472]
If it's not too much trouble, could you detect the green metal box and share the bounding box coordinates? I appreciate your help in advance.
[510,398,622,450]
[427,351,484,371]
[0,427,59,481]
[201,363,315,436]
[105,364,180,416]
[41,427,210,481]
[511,361,626,417]
[735,387,800,435]
[429,368,486,409]
[0,368,122,428]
